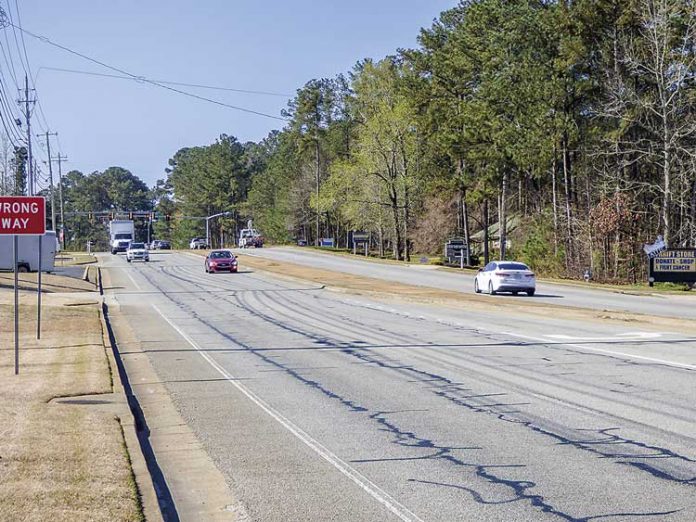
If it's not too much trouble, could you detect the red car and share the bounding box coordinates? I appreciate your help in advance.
[205,250,238,273]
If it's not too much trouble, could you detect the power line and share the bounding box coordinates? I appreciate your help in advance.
[16,25,287,121]
[0,105,20,146]
[0,37,18,88]
[0,5,53,146]
[4,2,27,77]
[7,0,31,81]
[11,0,31,80]
[0,80,24,144]
[38,66,294,98]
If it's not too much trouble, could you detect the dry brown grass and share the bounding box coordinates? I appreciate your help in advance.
[0,293,142,521]
[0,272,95,294]
[55,253,98,267]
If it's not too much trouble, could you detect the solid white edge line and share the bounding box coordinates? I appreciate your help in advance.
[150,303,425,522]
[503,331,696,371]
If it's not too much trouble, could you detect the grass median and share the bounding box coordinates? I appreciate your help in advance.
[211,250,696,335]
[0,277,142,521]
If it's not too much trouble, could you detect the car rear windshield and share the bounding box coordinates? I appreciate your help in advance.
[497,263,529,271]
[210,251,232,259]
[130,243,145,249]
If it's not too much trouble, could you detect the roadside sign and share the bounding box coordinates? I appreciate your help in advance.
[0,196,47,375]
[0,196,46,235]
[352,231,369,243]
[649,248,696,285]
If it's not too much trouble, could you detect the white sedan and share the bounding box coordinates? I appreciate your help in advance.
[475,261,535,296]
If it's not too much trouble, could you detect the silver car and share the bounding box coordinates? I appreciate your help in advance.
[126,242,150,263]
[475,261,535,296]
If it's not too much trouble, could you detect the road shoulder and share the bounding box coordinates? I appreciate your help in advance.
[227,250,696,335]
[101,265,242,521]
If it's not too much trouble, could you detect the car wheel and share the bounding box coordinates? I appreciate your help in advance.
[474,278,481,294]
[488,281,496,295]
[512,291,518,296]
[526,289,535,296]
[127,258,131,263]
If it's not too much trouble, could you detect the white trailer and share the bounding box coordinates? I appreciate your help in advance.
[0,231,58,272]
[110,220,135,254]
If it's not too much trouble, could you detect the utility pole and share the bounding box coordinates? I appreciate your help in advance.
[53,154,67,249]
[315,137,320,247]
[18,75,35,195]
[39,131,58,231]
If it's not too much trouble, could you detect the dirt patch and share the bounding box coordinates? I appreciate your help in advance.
[0,291,142,521]
[233,252,696,335]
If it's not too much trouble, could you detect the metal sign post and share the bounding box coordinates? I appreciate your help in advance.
[37,236,42,339]
[13,235,18,375]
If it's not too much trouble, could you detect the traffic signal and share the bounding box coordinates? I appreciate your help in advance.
[88,212,94,222]
[109,212,114,220]
[165,214,171,221]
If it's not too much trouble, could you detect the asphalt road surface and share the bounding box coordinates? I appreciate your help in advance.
[102,251,696,521]
[246,247,696,320]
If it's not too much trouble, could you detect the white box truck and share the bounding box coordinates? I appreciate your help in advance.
[110,220,135,254]
[0,231,58,272]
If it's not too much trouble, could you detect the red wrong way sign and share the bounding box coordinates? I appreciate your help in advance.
[0,196,46,235]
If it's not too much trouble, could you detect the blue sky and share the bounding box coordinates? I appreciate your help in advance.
[5,0,456,187]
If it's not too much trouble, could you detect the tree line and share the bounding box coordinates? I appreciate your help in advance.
[14,0,693,282]
[244,0,695,282]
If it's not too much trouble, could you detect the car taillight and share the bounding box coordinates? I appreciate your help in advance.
[526,273,535,277]
[494,272,507,276]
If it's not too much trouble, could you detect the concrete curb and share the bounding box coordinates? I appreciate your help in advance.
[98,270,163,522]
[99,256,240,521]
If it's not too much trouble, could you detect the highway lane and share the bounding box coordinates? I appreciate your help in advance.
[102,251,696,521]
[245,246,696,320]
